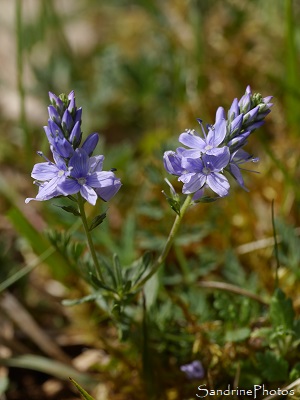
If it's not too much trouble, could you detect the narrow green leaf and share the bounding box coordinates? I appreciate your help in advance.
[55,204,80,216]
[98,256,117,288]
[89,212,107,231]
[120,213,136,264]
[144,273,159,310]
[69,378,95,400]
[7,207,70,279]
[89,273,118,294]
[113,254,123,287]
[0,355,95,387]
[194,196,219,203]
[62,292,101,306]
[133,252,153,285]
[165,196,180,215]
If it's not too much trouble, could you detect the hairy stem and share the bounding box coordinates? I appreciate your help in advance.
[134,194,193,290]
[77,194,104,281]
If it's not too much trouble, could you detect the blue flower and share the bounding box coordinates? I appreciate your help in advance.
[58,149,121,205]
[227,149,259,191]
[180,360,205,380]
[163,86,272,199]
[179,148,230,197]
[25,152,69,203]
[26,91,122,206]
[163,148,185,176]
[179,118,227,159]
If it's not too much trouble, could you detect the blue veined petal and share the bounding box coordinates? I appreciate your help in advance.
[205,146,230,158]
[86,171,115,188]
[81,133,99,156]
[80,185,97,205]
[215,107,226,123]
[95,177,122,201]
[88,155,104,173]
[243,105,259,125]
[69,121,81,147]
[44,126,54,145]
[181,157,203,172]
[48,119,64,139]
[179,132,205,150]
[25,176,61,203]
[48,106,61,124]
[31,162,59,180]
[163,151,184,175]
[227,131,251,151]
[49,92,64,114]
[229,163,248,191]
[239,93,251,113]
[228,98,239,120]
[181,149,201,159]
[207,173,230,197]
[229,114,243,137]
[206,118,226,147]
[182,173,206,194]
[202,147,230,171]
[62,109,74,133]
[58,177,81,195]
[192,187,205,201]
[53,137,74,158]
[69,149,89,178]
[74,108,82,125]
[52,151,68,170]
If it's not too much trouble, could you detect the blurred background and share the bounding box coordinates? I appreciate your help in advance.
[1,0,300,399]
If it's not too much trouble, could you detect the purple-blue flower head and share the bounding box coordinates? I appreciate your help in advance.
[163,86,272,199]
[180,360,205,380]
[81,132,99,156]
[26,90,121,206]
[179,148,230,197]
[25,152,69,203]
[179,118,227,159]
[163,148,185,176]
[46,91,83,151]
[58,149,121,205]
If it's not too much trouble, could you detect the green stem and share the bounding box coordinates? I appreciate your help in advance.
[77,194,104,281]
[134,194,193,290]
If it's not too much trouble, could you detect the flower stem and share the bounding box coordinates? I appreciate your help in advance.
[77,194,104,281]
[134,194,193,290]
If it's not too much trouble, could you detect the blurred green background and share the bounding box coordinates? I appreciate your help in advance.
[1,0,300,399]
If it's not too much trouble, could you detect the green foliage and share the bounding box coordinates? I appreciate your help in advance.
[88,212,107,231]
[164,195,181,216]
[69,378,95,400]
[276,219,300,276]
[54,204,81,217]
[256,351,289,382]
[270,288,294,331]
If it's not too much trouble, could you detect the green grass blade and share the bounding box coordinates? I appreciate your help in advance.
[69,378,95,400]
[7,207,71,279]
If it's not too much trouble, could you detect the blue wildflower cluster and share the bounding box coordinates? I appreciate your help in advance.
[163,86,273,199]
[26,91,121,205]
[180,360,205,380]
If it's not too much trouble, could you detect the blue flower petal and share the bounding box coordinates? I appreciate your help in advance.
[207,173,230,197]
[80,185,97,205]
